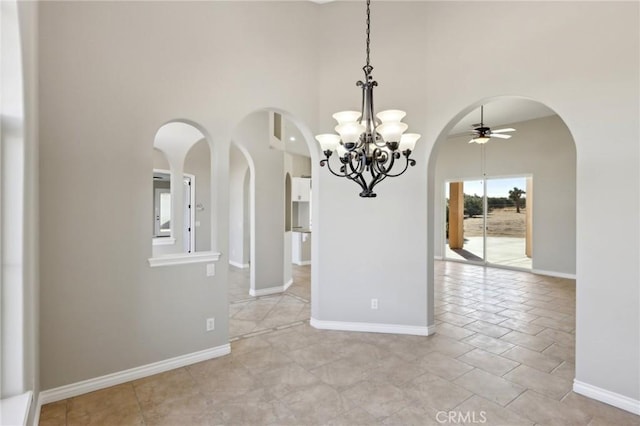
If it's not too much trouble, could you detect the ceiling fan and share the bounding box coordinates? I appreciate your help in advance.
[469,105,516,144]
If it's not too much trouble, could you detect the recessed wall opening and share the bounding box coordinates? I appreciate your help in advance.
[151,121,212,257]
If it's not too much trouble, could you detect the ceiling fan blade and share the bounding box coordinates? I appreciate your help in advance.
[489,133,511,139]
[491,128,516,133]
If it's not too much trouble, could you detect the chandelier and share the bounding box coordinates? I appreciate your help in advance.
[315,0,420,198]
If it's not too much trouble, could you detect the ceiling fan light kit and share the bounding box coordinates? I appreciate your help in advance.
[469,105,516,144]
[315,0,420,198]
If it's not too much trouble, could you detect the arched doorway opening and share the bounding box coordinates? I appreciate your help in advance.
[434,99,575,274]
[152,120,213,256]
[427,96,578,388]
[227,109,318,339]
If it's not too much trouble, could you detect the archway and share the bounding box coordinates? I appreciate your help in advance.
[427,95,578,380]
[227,108,318,339]
[434,99,575,274]
[151,120,213,256]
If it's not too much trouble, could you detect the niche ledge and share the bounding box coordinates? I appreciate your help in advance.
[148,251,221,267]
[152,237,176,246]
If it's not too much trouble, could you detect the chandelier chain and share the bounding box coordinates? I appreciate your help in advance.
[365,0,371,69]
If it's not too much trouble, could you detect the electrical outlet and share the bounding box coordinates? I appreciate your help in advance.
[206,263,215,276]
[206,318,215,331]
[371,298,378,310]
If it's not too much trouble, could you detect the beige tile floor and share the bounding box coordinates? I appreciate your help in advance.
[229,265,311,339]
[39,261,640,426]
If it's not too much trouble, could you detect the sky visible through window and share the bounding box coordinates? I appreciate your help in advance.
[446,177,527,198]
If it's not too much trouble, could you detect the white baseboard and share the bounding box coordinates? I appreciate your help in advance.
[250,286,280,297]
[532,269,576,280]
[573,379,640,415]
[250,279,292,297]
[229,260,249,269]
[37,344,230,407]
[293,260,311,266]
[310,317,434,336]
[283,278,293,291]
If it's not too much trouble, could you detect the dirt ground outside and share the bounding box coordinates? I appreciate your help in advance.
[464,207,527,238]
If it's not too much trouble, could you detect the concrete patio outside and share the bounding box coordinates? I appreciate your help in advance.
[445,236,532,269]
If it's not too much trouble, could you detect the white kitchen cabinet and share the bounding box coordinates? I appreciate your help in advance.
[292,177,311,202]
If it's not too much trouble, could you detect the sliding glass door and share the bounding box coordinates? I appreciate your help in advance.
[485,177,530,268]
[445,176,532,269]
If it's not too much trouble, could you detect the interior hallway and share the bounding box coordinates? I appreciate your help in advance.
[38,262,639,425]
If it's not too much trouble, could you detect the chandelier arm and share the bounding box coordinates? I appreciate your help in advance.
[369,150,394,177]
[382,151,396,174]
[322,161,348,178]
[356,173,369,193]
[379,153,416,178]
[347,153,370,193]
[321,155,354,179]
[342,158,368,193]
[367,163,387,193]
[347,151,367,178]
[343,155,368,180]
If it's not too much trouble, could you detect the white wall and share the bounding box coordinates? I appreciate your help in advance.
[153,148,169,170]
[229,145,249,268]
[418,1,639,404]
[38,1,319,390]
[289,153,311,178]
[313,2,430,332]
[435,114,576,275]
[185,140,212,252]
[1,0,27,399]
[20,1,41,419]
[318,0,639,405]
[242,171,251,264]
[233,112,287,293]
[3,1,39,423]
[283,160,293,284]
[34,0,639,409]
